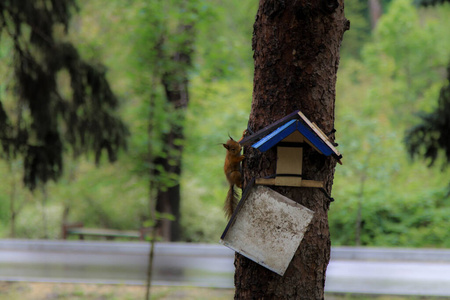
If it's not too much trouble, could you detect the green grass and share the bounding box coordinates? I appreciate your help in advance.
[0,282,447,300]
[0,282,234,300]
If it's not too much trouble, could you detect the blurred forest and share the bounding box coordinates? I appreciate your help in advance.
[0,0,449,247]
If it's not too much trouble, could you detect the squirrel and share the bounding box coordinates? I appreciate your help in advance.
[223,135,245,220]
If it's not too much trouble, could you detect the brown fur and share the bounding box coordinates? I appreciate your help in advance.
[223,138,245,219]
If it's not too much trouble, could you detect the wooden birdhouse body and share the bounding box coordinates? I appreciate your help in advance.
[275,131,304,186]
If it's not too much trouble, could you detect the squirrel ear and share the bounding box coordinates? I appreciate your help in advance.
[223,144,229,149]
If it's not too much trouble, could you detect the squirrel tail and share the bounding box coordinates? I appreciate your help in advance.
[224,185,238,220]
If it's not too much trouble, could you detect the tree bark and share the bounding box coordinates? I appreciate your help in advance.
[154,129,184,241]
[155,23,193,242]
[234,1,348,299]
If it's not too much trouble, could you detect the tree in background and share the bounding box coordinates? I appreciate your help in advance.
[130,0,202,241]
[153,12,196,242]
[329,0,450,247]
[234,0,348,298]
[406,67,450,171]
[368,0,383,28]
[0,0,128,190]
[0,1,127,237]
[68,0,256,242]
[406,0,450,179]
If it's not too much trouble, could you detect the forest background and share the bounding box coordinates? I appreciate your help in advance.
[0,0,449,248]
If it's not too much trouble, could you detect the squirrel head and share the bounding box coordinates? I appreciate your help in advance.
[223,138,242,155]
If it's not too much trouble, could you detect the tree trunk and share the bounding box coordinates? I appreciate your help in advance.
[8,160,17,238]
[234,1,348,299]
[355,174,366,246]
[154,72,187,242]
[155,23,193,242]
[368,0,382,29]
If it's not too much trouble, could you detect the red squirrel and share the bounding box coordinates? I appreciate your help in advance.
[223,135,245,219]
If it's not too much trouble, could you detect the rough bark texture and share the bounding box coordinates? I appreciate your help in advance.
[234,1,348,299]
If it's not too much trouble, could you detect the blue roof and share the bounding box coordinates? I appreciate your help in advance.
[251,119,334,156]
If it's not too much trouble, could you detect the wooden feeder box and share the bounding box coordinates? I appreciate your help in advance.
[240,110,342,189]
[220,184,314,276]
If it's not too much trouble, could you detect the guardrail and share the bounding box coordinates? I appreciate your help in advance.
[1,240,449,296]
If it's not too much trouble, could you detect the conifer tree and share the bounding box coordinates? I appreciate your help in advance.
[406,0,450,172]
[0,0,128,189]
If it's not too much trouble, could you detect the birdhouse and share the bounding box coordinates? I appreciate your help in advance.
[220,110,342,276]
[240,110,342,190]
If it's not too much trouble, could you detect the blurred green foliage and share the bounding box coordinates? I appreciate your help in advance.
[0,0,449,247]
[332,0,450,247]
